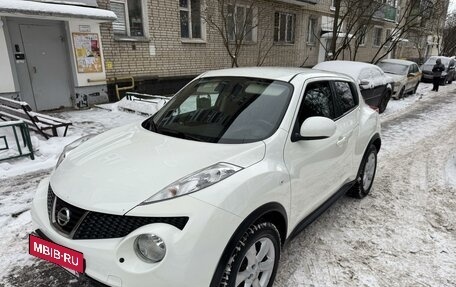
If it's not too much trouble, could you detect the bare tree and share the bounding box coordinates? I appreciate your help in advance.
[204,0,267,67]
[369,0,441,63]
[443,12,456,56]
[327,0,384,60]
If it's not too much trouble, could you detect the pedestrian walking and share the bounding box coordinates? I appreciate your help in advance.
[432,58,445,92]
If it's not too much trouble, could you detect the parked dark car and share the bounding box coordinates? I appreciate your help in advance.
[421,56,455,85]
[313,61,394,113]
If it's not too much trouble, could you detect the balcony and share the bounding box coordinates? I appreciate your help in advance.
[373,4,398,22]
[275,0,318,6]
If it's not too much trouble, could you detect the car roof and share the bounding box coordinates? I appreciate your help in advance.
[200,67,352,82]
[313,60,380,79]
[379,59,416,66]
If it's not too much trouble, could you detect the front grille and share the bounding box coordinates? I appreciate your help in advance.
[47,185,189,240]
[47,186,55,219]
[73,213,189,240]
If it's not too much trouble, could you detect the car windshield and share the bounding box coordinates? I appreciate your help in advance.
[377,62,408,75]
[425,57,450,66]
[143,77,293,144]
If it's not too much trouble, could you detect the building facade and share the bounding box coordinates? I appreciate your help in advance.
[0,0,447,110]
[100,0,445,98]
[0,0,115,111]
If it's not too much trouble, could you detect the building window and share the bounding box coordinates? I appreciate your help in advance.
[274,12,295,44]
[357,25,367,46]
[330,0,336,10]
[111,0,145,37]
[227,4,255,42]
[179,0,202,39]
[373,27,383,47]
[385,28,392,47]
[307,17,317,45]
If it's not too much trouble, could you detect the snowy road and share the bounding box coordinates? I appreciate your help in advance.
[1,83,455,286]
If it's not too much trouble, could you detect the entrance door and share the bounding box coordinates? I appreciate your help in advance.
[11,20,72,111]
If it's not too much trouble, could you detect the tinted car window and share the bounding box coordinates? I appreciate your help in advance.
[334,81,357,115]
[298,81,335,125]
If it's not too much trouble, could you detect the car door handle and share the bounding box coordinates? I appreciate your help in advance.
[337,137,347,147]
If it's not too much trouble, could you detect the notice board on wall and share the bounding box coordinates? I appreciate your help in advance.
[72,33,103,73]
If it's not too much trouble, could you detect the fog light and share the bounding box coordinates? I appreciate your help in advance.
[134,234,166,263]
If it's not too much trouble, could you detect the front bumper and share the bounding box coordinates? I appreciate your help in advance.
[31,178,242,287]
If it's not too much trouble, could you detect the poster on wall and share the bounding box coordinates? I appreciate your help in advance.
[72,33,103,73]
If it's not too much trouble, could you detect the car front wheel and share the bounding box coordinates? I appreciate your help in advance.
[218,222,281,287]
[348,144,378,199]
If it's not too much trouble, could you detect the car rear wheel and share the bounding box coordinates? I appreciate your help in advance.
[348,144,378,199]
[398,86,405,99]
[413,83,419,94]
[217,222,281,287]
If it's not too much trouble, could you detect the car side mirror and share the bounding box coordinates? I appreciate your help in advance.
[292,116,336,142]
[359,80,372,90]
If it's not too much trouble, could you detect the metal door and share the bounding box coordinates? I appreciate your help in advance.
[17,23,72,111]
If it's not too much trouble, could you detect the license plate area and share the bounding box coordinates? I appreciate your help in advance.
[29,234,85,275]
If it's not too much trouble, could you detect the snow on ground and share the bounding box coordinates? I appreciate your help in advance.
[380,82,432,119]
[0,108,146,179]
[0,108,145,281]
[0,82,456,286]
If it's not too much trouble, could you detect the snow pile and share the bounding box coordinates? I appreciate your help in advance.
[0,0,116,20]
[446,153,456,187]
[98,95,170,115]
[380,83,432,119]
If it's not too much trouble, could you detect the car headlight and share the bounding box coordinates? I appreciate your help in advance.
[134,234,166,263]
[141,162,242,204]
[56,135,95,168]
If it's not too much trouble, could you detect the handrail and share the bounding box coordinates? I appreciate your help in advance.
[87,76,135,100]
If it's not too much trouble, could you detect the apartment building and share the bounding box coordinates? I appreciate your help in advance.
[0,0,444,110]
[99,0,435,97]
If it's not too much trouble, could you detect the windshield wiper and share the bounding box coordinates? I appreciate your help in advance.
[159,128,205,142]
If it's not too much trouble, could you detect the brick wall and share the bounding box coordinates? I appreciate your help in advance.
[98,0,426,86]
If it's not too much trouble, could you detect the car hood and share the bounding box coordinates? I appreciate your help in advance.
[385,73,407,83]
[421,64,448,72]
[50,122,266,215]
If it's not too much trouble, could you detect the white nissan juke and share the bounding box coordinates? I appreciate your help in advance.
[31,67,381,287]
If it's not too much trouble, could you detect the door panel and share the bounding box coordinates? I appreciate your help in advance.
[19,24,72,111]
[284,80,352,228]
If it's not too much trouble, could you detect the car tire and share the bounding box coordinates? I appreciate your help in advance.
[440,77,447,86]
[378,91,391,114]
[398,86,405,99]
[348,144,378,199]
[413,83,419,94]
[217,222,281,287]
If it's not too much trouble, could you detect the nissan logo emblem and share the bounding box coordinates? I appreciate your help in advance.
[57,207,71,226]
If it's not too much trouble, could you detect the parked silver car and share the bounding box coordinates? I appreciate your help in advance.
[314,61,394,113]
[377,59,422,99]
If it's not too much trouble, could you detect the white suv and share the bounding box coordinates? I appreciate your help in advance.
[31,67,381,287]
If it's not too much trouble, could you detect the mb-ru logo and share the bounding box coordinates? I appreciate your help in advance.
[57,207,70,226]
